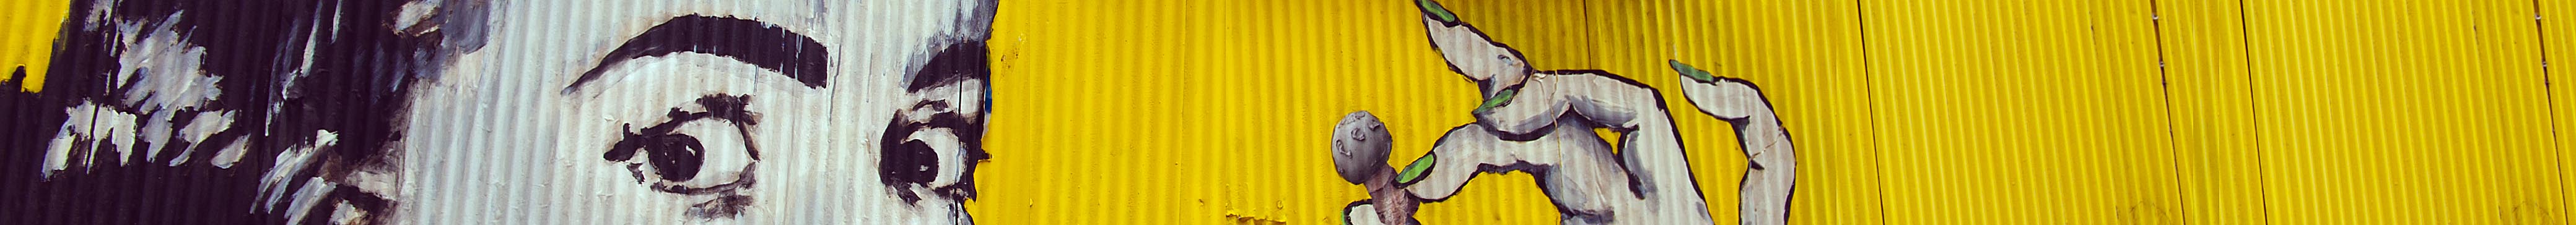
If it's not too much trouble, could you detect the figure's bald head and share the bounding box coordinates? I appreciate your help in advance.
[1332,111,1395,184]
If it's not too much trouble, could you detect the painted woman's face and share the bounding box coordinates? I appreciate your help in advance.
[401,0,992,223]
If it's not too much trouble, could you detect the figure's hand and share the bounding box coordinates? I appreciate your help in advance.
[1672,60,1773,121]
[1673,60,1799,225]
[1415,0,1531,97]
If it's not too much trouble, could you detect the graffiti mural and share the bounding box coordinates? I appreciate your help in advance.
[9,0,2563,224]
[3,0,994,224]
[1331,1,1799,224]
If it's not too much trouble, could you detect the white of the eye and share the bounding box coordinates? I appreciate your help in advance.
[950,79,987,116]
[904,128,967,187]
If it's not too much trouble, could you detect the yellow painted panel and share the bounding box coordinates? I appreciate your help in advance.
[2152,0,2267,224]
[2546,0,2576,223]
[0,0,68,92]
[1862,0,2181,224]
[979,0,1867,224]
[979,0,1539,223]
[2246,1,2564,224]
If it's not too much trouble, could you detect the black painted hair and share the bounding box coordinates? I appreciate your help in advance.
[1,0,473,224]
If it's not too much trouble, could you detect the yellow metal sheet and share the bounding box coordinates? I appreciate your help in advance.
[1861,0,2180,224]
[2247,1,2563,224]
[2154,0,2268,224]
[0,0,66,92]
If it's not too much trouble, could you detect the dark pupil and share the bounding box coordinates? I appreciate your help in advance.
[882,140,940,185]
[645,134,706,181]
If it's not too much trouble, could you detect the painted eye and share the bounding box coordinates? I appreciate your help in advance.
[603,94,759,184]
[881,139,940,185]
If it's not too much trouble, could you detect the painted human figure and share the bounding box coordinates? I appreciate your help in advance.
[1337,1,1797,224]
[11,0,998,224]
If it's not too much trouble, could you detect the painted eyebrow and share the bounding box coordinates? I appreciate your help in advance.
[562,15,828,94]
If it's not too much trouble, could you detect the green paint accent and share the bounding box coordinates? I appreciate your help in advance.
[1396,154,1435,184]
[1417,0,1458,23]
[1670,60,1716,83]
[1471,88,1517,115]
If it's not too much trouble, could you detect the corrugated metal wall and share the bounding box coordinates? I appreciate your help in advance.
[982,0,2572,224]
[2,0,2570,224]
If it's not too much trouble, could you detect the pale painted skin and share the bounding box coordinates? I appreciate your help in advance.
[1344,2,1798,224]
[1686,78,1797,225]
[402,0,991,224]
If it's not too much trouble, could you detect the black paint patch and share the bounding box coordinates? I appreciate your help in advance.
[686,192,754,218]
[565,15,829,93]
[910,41,988,92]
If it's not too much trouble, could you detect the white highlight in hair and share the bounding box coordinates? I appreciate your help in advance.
[393,0,442,35]
[282,177,339,225]
[259,130,336,213]
[330,201,367,224]
[37,12,242,178]
[166,111,237,166]
[43,103,138,178]
[209,136,251,168]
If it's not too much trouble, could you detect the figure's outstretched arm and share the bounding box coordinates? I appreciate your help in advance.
[1334,114,1628,225]
[1397,121,1620,201]
[1470,72,1669,135]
